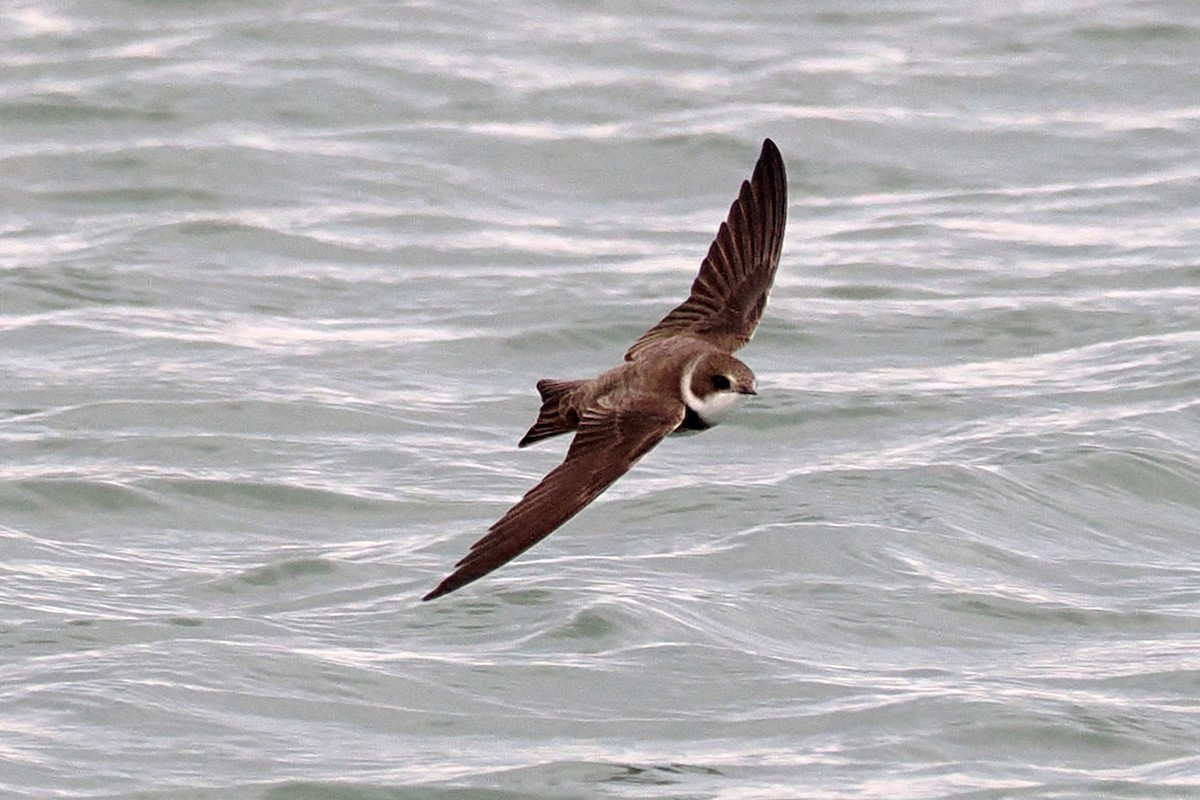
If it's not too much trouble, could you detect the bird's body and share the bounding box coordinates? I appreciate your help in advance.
[520,337,755,446]
[424,139,787,601]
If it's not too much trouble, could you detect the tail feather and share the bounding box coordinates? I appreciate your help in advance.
[518,378,583,447]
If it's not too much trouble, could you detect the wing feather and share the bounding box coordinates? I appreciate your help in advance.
[626,138,787,359]
[422,396,681,600]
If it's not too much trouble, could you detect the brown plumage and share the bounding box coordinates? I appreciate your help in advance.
[423,138,787,601]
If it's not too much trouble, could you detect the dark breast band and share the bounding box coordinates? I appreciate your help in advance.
[678,405,713,432]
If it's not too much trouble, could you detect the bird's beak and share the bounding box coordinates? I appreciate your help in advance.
[739,386,757,396]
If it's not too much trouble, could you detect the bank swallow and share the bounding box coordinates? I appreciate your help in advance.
[423,138,787,600]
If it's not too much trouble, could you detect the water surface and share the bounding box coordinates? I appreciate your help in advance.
[2,2,1199,798]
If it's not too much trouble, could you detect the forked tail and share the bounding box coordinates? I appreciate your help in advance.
[518,378,583,447]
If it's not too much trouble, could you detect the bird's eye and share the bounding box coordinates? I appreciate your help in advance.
[712,375,731,391]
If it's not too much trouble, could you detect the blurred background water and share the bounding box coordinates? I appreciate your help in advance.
[2,1,1199,798]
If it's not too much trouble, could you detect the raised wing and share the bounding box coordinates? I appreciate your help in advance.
[626,138,787,360]
[422,396,681,600]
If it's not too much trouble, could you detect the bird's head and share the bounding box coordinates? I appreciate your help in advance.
[682,352,757,427]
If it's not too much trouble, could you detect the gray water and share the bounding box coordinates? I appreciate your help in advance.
[2,2,1199,798]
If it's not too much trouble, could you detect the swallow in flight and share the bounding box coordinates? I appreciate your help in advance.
[424,138,787,600]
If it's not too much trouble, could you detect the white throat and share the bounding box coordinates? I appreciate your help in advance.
[681,363,747,427]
